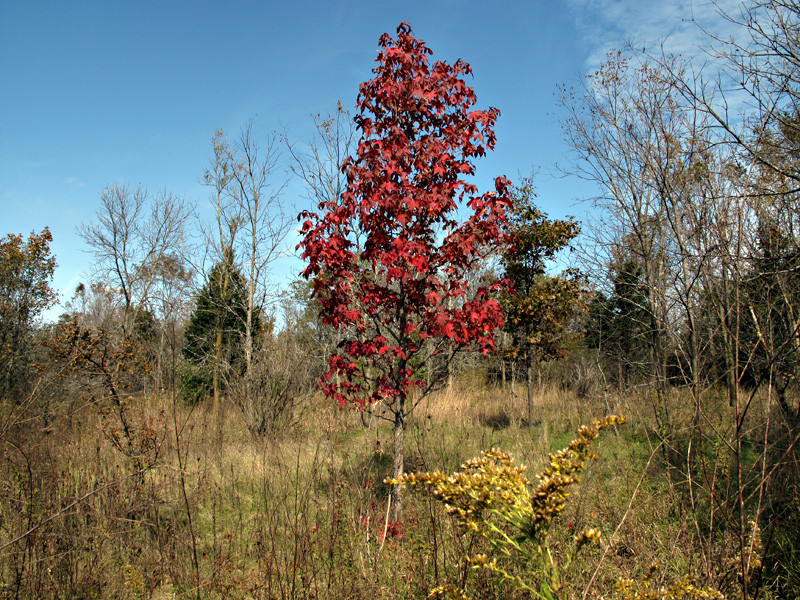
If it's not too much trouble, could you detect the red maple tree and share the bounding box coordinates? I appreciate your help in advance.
[298,23,511,517]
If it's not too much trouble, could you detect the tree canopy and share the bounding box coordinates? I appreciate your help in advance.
[0,228,57,398]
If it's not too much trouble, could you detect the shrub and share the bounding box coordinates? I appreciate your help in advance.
[394,415,728,600]
[177,358,212,405]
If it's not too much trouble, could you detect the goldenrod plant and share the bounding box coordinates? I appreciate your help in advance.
[613,565,725,600]
[391,415,625,600]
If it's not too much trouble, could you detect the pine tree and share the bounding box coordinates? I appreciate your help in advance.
[182,250,257,402]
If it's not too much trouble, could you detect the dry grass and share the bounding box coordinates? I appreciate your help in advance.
[0,376,796,599]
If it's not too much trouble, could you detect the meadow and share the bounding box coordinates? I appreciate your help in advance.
[2,371,794,600]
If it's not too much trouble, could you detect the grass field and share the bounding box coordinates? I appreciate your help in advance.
[1,376,797,599]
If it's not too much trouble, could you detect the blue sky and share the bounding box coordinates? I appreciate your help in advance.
[0,0,736,319]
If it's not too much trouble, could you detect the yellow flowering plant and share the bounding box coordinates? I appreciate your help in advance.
[390,415,626,600]
[613,564,725,600]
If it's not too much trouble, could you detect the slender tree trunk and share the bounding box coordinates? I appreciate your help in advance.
[213,328,222,407]
[527,347,535,428]
[447,347,454,390]
[212,262,232,425]
[392,404,405,523]
[446,292,455,390]
[244,202,258,378]
[244,308,253,376]
[511,361,516,396]
[718,277,737,408]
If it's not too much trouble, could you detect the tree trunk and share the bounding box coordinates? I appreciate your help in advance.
[244,306,253,377]
[511,361,516,396]
[527,350,535,428]
[392,406,405,523]
[213,259,232,410]
[447,347,454,390]
[213,327,222,408]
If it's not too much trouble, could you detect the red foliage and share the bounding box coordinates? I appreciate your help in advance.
[298,23,511,409]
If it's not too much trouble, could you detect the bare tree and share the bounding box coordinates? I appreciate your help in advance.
[285,102,358,382]
[660,1,800,191]
[564,28,800,595]
[78,184,191,336]
[286,101,357,213]
[195,122,290,411]
[561,53,706,433]
[228,122,290,375]
[142,254,194,390]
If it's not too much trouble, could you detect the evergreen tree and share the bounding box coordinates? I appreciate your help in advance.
[585,256,651,391]
[182,251,257,402]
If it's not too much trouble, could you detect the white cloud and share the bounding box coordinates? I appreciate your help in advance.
[566,0,744,73]
[64,176,85,188]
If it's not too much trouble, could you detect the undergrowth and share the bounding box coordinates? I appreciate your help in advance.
[0,378,794,599]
